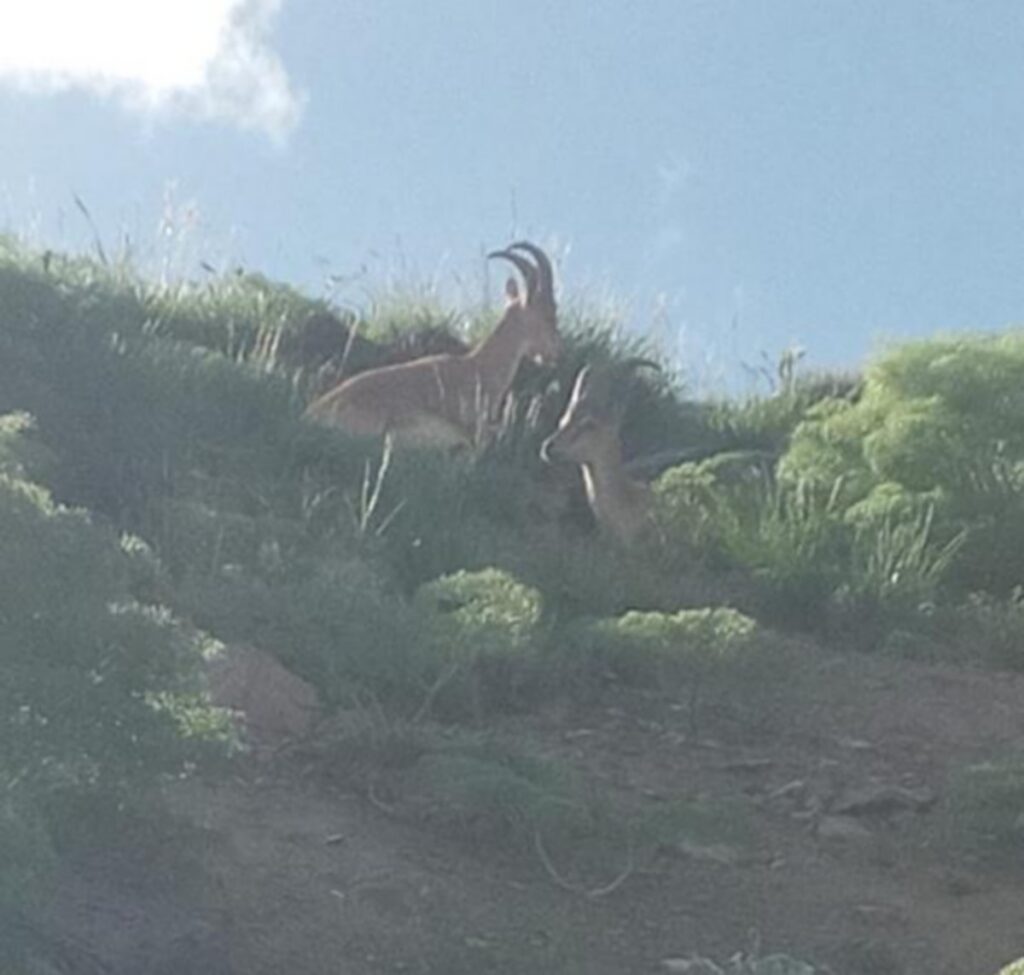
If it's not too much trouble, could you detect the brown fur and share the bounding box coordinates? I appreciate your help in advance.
[303,243,560,448]
[540,362,658,546]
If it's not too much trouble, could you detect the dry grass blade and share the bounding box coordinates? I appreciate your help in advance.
[73,194,108,266]
[533,828,636,899]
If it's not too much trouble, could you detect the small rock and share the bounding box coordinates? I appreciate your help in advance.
[206,643,320,743]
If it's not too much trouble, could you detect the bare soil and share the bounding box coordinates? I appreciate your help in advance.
[26,645,1024,975]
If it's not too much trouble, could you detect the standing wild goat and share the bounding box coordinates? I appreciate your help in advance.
[540,359,661,546]
[303,242,560,448]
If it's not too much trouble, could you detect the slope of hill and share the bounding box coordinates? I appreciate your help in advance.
[1,238,1023,974]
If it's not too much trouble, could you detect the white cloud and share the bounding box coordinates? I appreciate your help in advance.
[0,0,305,141]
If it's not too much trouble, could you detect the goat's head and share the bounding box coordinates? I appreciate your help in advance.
[487,241,561,365]
[540,358,659,466]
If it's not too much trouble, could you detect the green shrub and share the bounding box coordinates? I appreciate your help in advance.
[781,331,1024,597]
[416,568,542,652]
[657,448,964,648]
[672,471,848,631]
[996,958,1024,975]
[826,504,964,651]
[0,448,231,913]
[0,472,230,797]
[589,608,759,732]
[654,460,723,558]
[414,568,544,719]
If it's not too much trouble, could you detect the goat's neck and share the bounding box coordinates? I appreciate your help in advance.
[580,444,644,537]
[466,310,529,401]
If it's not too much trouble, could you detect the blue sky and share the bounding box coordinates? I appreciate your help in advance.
[3,0,1024,388]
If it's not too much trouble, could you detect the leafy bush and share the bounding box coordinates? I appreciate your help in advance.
[720,479,848,629]
[657,449,963,647]
[589,607,760,732]
[0,441,231,910]
[416,568,542,653]
[414,568,544,719]
[0,471,229,797]
[996,958,1024,975]
[781,331,1024,597]
[657,465,848,630]
[826,504,964,651]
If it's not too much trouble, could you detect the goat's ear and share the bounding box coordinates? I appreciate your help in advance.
[505,277,521,304]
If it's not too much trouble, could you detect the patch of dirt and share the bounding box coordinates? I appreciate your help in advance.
[31,646,1024,974]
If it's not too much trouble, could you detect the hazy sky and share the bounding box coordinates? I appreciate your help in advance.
[3,0,1024,388]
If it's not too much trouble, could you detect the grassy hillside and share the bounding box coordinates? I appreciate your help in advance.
[2,236,1024,971]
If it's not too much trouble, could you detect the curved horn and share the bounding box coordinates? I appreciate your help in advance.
[508,241,555,304]
[615,357,662,379]
[568,362,596,401]
[487,248,538,300]
[571,361,614,413]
